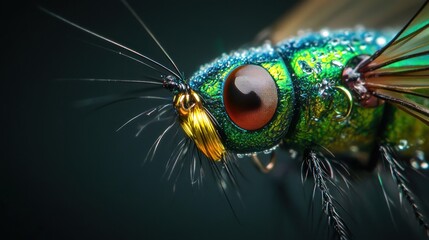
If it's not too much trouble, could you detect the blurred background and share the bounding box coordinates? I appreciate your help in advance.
[3,0,429,239]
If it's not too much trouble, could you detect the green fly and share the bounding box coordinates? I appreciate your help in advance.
[41,0,429,239]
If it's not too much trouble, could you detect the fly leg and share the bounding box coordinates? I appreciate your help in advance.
[304,149,350,240]
[380,145,429,237]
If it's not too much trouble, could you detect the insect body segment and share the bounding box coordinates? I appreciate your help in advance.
[189,44,294,154]
[277,30,393,161]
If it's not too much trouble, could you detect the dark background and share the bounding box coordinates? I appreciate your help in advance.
[3,0,429,239]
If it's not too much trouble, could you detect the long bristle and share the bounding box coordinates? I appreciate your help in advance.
[380,145,429,237]
[304,150,350,240]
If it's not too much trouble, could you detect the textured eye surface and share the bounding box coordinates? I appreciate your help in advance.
[223,65,278,130]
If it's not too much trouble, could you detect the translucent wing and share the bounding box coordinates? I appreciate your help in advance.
[357,1,429,125]
[258,0,424,43]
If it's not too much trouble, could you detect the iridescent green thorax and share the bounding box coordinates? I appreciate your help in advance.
[275,30,394,159]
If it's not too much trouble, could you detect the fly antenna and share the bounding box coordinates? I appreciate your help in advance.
[120,0,184,80]
[38,6,182,80]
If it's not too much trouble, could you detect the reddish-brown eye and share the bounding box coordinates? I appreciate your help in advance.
[223,65,278,130]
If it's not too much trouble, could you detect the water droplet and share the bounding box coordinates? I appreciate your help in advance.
[350,146,359,152]
[351,37,360,44]
[411,159,419,169]
[299,60,313,74]
[263,149,271,154]
[376,37,387,46]
[331,60,343,68]
[410,158,419,169]
[289,149,298,159]
[292,41,301,48]
[364,32,374,42]
[397,139,409,151]
[321,29,330,37]
[410,150,428,170]
[341,39,350,45]
[416,150,424,160]
[330,38,340,46]
[220,179,228,189]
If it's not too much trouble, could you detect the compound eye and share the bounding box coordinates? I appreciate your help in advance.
[223,65,278,130]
